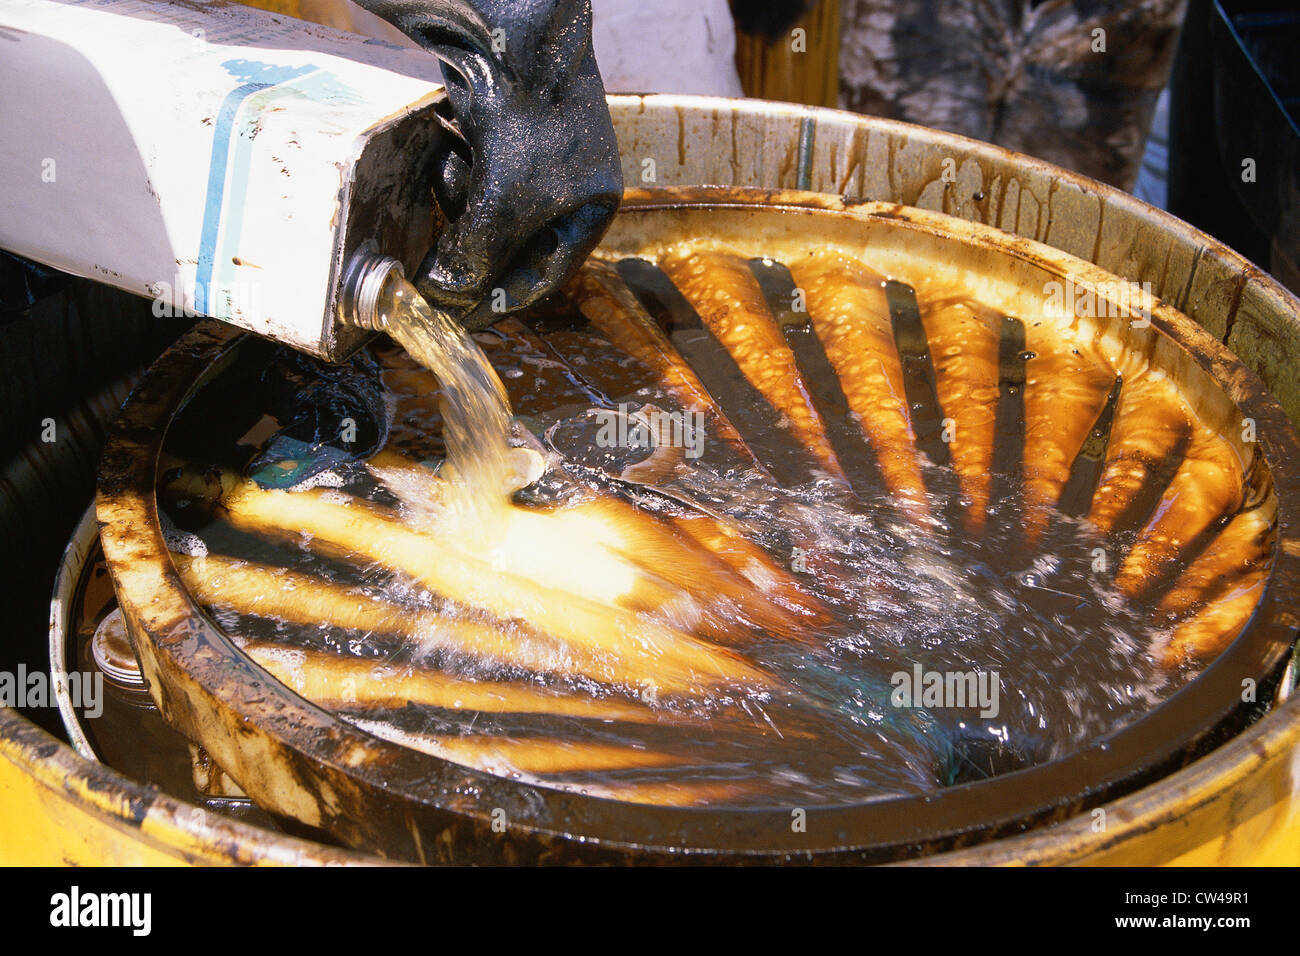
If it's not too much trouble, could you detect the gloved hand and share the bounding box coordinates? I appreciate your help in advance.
[352,0,623,329]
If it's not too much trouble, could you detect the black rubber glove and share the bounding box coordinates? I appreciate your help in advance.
[352,0,622,329]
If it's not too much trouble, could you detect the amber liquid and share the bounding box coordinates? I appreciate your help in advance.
[157,250,1265,808]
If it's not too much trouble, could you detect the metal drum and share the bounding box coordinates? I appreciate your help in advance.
[94,184,1300,863]
[9,95,1300,864]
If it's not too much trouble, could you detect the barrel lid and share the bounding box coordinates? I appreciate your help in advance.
[91,608,147,692]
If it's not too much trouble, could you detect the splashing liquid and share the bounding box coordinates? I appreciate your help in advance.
[157,243,1271,809]
[378,276,515,536]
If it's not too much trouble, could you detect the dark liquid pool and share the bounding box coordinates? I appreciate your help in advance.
[156,249,1266,808]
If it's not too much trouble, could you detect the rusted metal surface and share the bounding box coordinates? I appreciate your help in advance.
[96,189,1300,864]
[7,97,1300,865]
[0,706,379,866]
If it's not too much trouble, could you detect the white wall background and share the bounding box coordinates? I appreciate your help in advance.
[342,0,744,96]
[590,0,743,97]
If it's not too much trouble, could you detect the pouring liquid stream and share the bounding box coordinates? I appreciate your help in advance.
[378,276,516,544]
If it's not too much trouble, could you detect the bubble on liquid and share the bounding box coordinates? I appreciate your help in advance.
[159,511,208,557]
[287,469,346,491]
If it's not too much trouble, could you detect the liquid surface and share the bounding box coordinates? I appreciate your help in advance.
[158,245,1273,808]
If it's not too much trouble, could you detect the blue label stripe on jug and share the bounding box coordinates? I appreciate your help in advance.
[212,70,359,307]
[195,60,317,316]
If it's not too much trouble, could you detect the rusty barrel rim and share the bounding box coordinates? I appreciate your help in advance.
[0,705,383,865]
[96,189,1300,863]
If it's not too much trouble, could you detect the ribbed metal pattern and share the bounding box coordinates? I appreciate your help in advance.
[149,248,1277,811]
